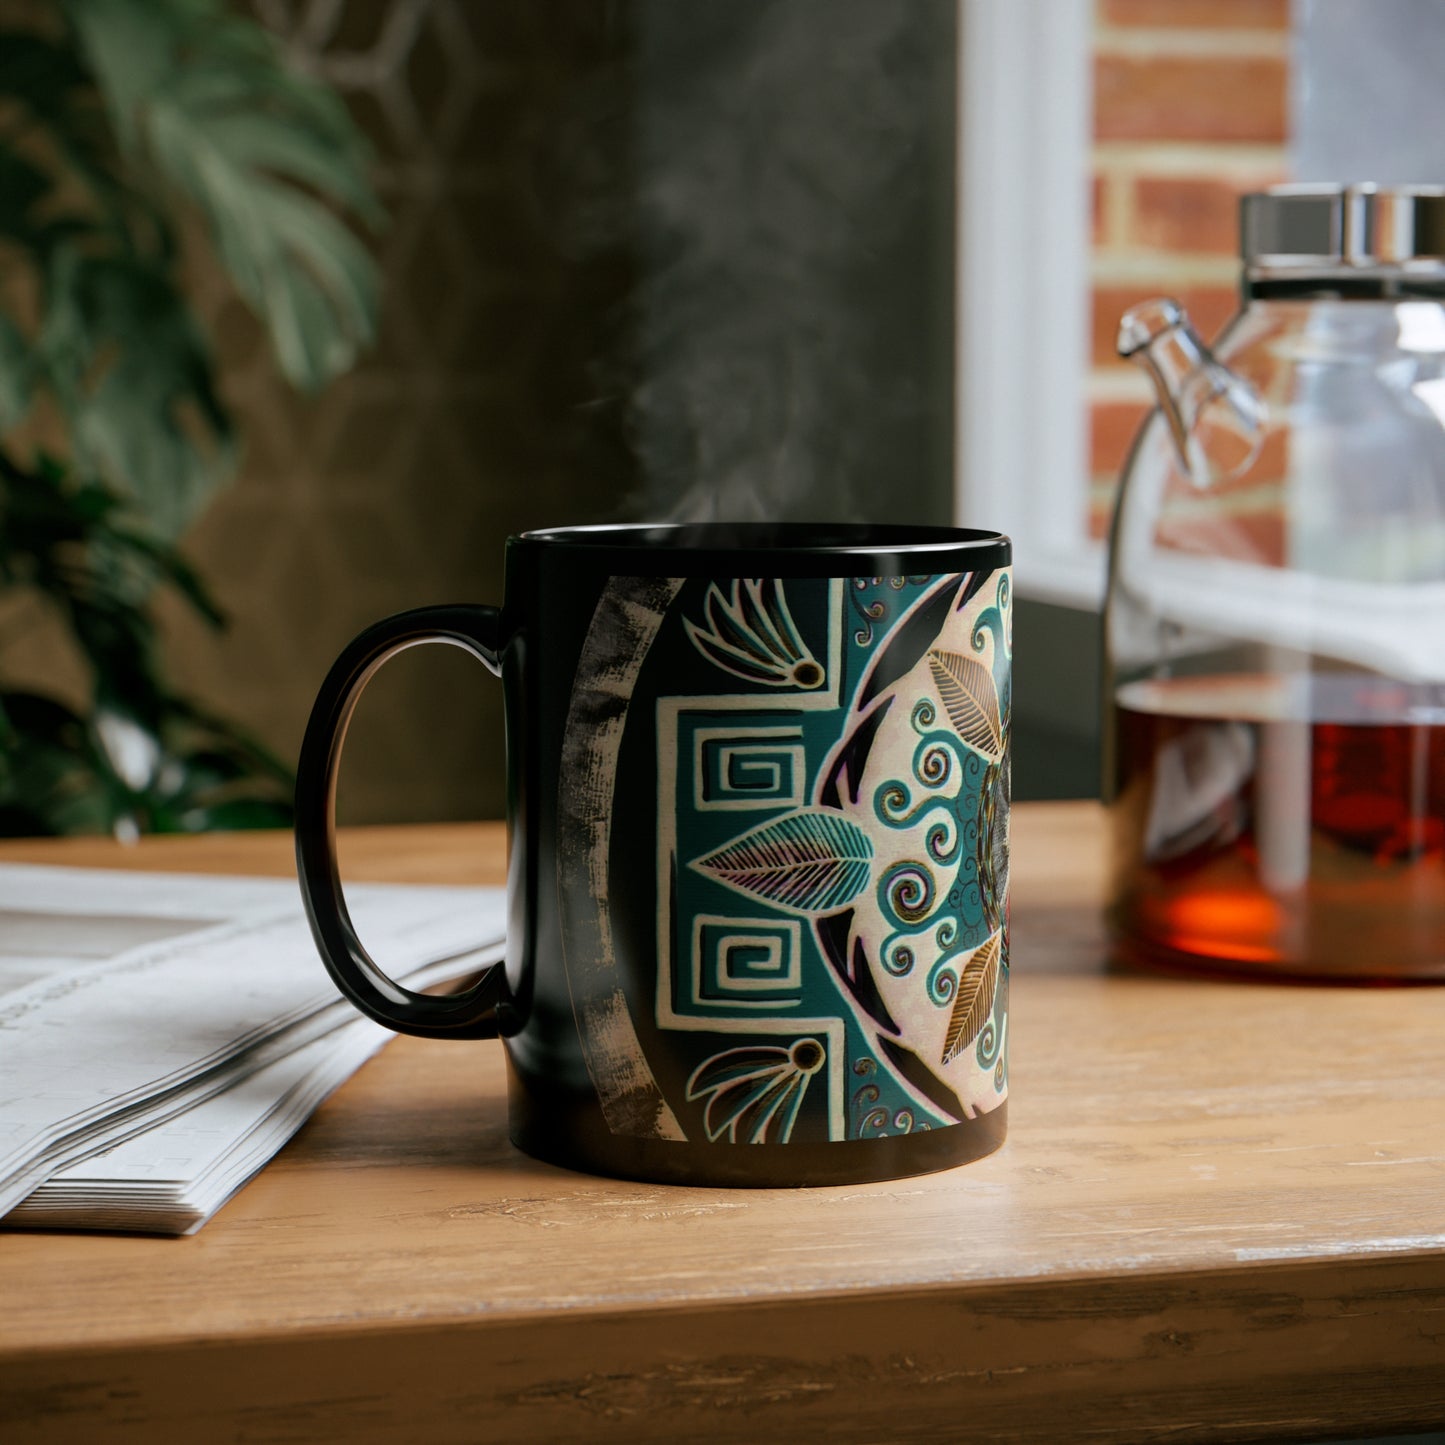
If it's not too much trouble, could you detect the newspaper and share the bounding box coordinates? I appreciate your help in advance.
[0,864,506,1234]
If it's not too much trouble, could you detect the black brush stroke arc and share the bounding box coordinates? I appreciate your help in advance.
[814,910,901,1036]
[857,574,972,711]
[877,1033,968,1123]
[953,567,991,612]
[818,695,893,808]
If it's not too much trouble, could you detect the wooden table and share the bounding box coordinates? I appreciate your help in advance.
[2,803,1443,1444]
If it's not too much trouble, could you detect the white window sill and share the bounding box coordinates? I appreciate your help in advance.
[1013,541,1107,612]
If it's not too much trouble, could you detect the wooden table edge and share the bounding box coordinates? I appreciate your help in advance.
[4,1251,1443,1442]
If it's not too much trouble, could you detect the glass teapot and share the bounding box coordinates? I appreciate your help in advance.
[1105,184,1445,980]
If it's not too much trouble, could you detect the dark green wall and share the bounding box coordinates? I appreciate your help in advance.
[1012,599,1103,802]
[624,0,958,526]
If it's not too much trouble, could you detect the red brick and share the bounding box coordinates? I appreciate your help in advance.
[1156,502,1286,565]
[1095,55,1287,143]
[1092,284,1240,368]
[1133,176,1254,254]
[1093,175,1107,245]
[1088,489,1119,542]
[1102,0,1289,28]
[1232,427,1287,486]
[1091,400,1151,477]
[1156,416,1289,495]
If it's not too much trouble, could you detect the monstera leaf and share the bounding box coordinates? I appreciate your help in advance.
[0,0,372,835]
[691,809,874,914]
[66,0,382,395]
[928,647,1003,762]
[0,0,381,536]
[941,931,1001,1065]
[39,249,235,537]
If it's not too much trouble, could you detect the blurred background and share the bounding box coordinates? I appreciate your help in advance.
[0,0,1436,832]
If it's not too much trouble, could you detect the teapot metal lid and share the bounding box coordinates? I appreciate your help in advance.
[1242,184,1445,290]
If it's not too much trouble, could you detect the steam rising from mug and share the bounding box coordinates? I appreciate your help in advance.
[556,1,950,523]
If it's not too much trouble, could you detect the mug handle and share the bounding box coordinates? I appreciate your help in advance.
[295,605,507,1040]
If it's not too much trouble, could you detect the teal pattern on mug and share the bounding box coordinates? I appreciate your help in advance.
[644,570,1012,1145]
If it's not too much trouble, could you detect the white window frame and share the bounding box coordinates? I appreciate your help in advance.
[955,0,1104,611]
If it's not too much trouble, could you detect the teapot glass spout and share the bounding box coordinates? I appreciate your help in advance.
[1117,297,1266,487]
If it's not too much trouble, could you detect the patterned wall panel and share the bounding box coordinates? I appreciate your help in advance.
[157,0,638,824]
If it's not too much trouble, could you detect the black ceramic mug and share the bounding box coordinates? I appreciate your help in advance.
[296,523,1012,1186]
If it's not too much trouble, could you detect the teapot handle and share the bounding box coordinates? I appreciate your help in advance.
[1118,296,1267,488]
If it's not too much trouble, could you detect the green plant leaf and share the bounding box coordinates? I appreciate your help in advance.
[0,151,52,243]
[0,677,296,838]
[691,809,875,914]
[0,32,91,131]
[0,315,32,429]
[106,525,225,627]
[37,248,234,535]
[0,28,145,243]
[0,690,116,836]
[57,0,175,151]
[0,2,359,837]
[67,0,382,392]
[162,695,294,785]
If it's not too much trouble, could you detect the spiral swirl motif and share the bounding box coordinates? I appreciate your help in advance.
[928,956,959,1006]
[882,938,915,977]
[877,782,912,824]
[926,814,960,864]
[911,697,937,732]
[877,785,961,846]
[883,862,934,925]
[953,841,985,928]
[976,1014,1008,1092]
[976,1020,997,1062]
[962,750,985,788]
[916,743,952,788]
[849,579,888,645]
[975,968,1009,1075]
[849,576,934,649]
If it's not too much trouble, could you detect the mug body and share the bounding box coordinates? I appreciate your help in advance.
[499,524,1012,1186]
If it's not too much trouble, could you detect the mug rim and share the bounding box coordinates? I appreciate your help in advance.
[511,522,1011,575]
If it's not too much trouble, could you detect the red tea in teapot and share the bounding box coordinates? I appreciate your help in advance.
[1110,673,1445,980]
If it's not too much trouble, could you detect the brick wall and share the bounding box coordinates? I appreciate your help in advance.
[1088,0,1290,538]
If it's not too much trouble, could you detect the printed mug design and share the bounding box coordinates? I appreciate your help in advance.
[556,570,1011,1146]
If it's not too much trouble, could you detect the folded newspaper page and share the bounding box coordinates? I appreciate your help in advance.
[0,864,506,1234]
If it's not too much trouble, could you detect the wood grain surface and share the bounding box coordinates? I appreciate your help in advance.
[2,804,1443,1443]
